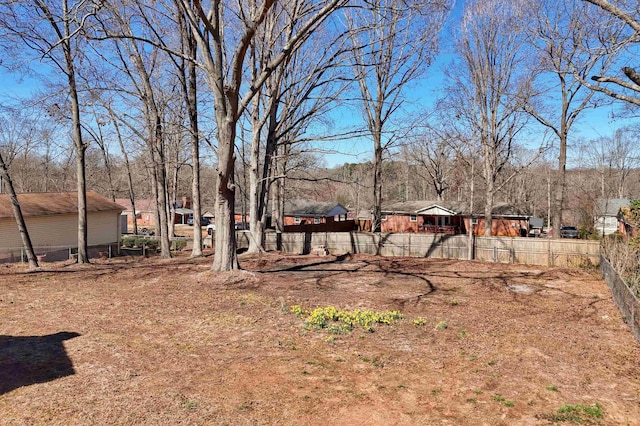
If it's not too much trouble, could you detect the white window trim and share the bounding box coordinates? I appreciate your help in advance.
[410,214,417,222]
[294,216,301,224]
[381,214,387,221]
[314,217,320,224]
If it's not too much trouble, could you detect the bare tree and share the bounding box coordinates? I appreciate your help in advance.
[175,3,205,257]
[178,0,349,271]
[246,10,351,253]
[579,135,614,199]
[91,0,179,258]
[0,0,102,262]
[445,0,531,236]
[524,0,620,237]
[580,127,640,199]
[345,0,450,232]
[402,125,454,201]
[581,0,640,106]
[0,144,39,270]
[610,127,640,197]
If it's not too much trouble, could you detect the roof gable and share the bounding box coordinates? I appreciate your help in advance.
[416,205,458,216]
[0,191,124,219]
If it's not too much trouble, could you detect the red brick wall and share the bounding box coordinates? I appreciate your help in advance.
[124,211,155,227]
[283,216,329,226]
[381,215,423,233]
[464,217,528,237]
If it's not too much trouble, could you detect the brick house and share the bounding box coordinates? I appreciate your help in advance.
[283,199,349,226]
[380,200,531,237]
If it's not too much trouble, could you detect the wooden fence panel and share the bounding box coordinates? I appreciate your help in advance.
[260,231,600,267]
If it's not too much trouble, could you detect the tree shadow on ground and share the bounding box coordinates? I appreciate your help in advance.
[260,255,437,304]
[0,331,80,395]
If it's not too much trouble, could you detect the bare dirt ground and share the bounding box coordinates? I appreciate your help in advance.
[1,252,639,425]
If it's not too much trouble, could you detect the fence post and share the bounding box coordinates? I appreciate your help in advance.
[510,238,514,264]
[493,245,497,263]
[21,248,24,264]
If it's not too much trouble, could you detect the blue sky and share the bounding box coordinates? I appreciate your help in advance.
[318,0,637,169]
[0,0,635,170]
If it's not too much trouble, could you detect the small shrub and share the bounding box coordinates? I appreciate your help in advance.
[172,239,187,251]
[435,321,448,330]
[144,239,159,252]
[290,305,402,334]
[122,237,135,248]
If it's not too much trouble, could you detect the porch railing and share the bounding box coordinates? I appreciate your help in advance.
[418,224,457,234]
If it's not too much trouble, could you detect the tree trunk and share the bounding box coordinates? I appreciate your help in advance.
[482,140,495,236]
[67,54,89,264]
[271,142,288,251]
[552,132,567,239]
[467,160,475,260]
[187,63,203,257]
[150,158,161,236]
[483,180,494,237]
[247,104,264,253]
[212,119,239,271]
[154,125,172,258]
[372,135,383,234]
[248,87,278,254]
[0,151,39,270]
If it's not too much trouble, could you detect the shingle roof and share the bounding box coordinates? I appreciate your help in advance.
[595,198,631,216]
[382,200,468,214]
[0,191,124,219]
[381,200,530,217]
[284,199,348,217]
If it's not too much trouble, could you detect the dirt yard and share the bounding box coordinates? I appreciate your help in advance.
[1,252,639,425]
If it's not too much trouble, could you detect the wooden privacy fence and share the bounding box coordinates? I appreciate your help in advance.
[236,231,601,267]
[600,255,640,342]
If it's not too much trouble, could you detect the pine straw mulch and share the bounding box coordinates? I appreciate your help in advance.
[1,252,639,425]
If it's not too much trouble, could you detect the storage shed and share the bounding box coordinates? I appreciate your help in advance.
[0,191,124,261]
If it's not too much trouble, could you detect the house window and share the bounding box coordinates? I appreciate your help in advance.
[381,214,387,221]
[294,216,301,224]
[410,215,417,222]
[314,217,320,224]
